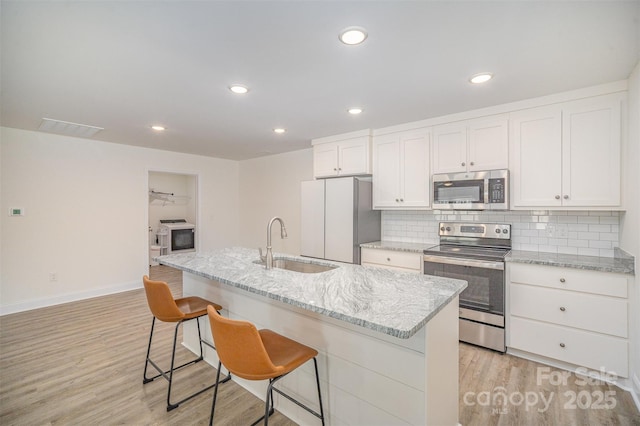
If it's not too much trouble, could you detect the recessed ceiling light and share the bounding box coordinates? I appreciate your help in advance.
[273,128,286,134]
[348,107,363,115]
[339,27,368,45]
[229,84,249,94]
[469,73,493,84]
[151,125,165,131]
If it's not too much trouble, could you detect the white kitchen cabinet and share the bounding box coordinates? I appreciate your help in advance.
[312,130,372,178]
[507,263,629,377]
[361,248,423,273]
[509,93,622,208]
[372,128,430,209]
[432,116,508,174]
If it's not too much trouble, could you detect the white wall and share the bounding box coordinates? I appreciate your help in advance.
[238,149,313,256]
[620,61,640,399]
[0,127,239,314]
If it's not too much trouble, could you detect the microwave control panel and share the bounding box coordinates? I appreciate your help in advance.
[488,178,506,203]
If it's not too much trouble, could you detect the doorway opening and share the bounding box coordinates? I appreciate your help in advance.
[148,171,198,271]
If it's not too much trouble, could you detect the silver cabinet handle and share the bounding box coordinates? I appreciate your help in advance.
[555,195,561,200]
[560,306,566,312]
[470,161,475,166]
[386,257,391,261]
[333,168,337,171]
[563,195,569,199]
[338,167,342,171]
[461,162,466,166]
[400,198,404,202]
[560,278,566,283]
[395,198,399,202]
[560,343,566,348]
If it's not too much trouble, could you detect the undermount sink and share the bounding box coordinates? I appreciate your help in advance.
[254,258,337,274]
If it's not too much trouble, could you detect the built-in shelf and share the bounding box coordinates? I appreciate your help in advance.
[148,189,190,206]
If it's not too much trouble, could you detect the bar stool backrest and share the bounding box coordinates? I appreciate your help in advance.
[207,306,284,380]
[143,275,185,322]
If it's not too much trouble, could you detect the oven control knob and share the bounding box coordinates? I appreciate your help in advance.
[446,226,451,232]
[495,229,500,234]
[502,229,509,234]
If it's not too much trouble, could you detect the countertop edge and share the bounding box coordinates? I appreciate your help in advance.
[505,250,635,276]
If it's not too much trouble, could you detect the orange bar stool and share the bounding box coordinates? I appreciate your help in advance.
[206,305,325,426]
[142,275,230,411]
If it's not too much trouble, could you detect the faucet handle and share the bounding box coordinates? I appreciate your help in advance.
[258,247,266,262]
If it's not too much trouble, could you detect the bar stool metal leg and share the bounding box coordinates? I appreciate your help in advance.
[143,315,229,411]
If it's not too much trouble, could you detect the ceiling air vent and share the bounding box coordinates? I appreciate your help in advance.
[39,118,104,138]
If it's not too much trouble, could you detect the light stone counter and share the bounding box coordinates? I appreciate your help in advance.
[156,246,466,339]
[360,240,438,254]
[361,240,635,276]
[506,248,635,275]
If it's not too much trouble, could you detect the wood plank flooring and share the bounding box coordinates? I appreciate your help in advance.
[0,265,638,425]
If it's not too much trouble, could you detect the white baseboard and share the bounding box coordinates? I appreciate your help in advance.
[0,280,142,316]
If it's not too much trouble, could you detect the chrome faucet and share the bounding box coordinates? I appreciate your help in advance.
[263,217,287,269]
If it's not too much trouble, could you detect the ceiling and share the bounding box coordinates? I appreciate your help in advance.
[1,1,638,161]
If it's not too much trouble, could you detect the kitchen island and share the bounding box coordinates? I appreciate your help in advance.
[157,247,467,425]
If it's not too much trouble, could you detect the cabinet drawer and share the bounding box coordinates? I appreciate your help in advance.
[510,284,627,337]
[509,263,627,298]
[361,248,422,272]
[509,317,628,377]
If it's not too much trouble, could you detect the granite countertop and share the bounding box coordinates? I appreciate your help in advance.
[506,249,635,275]
[156,247,467,339]
[361,240,635,276]
[360,240,438,254]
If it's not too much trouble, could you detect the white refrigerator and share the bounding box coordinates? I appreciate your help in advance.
[300,177,381,264]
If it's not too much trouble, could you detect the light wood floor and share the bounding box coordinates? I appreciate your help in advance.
[0,265,638,425]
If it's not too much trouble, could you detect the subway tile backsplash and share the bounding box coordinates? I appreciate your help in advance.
[381,210,620,257]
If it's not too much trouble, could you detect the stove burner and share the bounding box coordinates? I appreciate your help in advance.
[424,221,512,261]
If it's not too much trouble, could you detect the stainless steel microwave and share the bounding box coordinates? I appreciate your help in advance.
[432,169,509,210]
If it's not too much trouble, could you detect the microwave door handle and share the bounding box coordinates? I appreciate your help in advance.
[423,255,504,270]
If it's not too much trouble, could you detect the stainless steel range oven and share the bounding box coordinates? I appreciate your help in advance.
[423,222,511,352]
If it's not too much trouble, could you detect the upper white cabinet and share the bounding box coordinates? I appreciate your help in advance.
[373,128,431,209]
[432,116,508,174]
[510,93,623,208]
[312,130,372,178]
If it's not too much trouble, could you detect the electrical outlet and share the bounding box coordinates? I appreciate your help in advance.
[49,273,58,282]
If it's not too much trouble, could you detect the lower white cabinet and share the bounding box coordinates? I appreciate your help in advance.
[361,248,423,273]
[508,263,629,377]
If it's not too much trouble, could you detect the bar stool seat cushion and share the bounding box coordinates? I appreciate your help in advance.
[258,330,318,378]
[176,297,223,320]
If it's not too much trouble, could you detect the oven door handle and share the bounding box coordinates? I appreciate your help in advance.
[423,255,504,270]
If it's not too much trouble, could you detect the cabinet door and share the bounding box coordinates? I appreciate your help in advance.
[432,124,467,174]
[300,180,325,259]
[468,118,508,171]
[325,177,355,263]
[509,105,563,207]
[339,137,370,176]
[372,134,401,208]
[400,130,430,208]
[313,143,338,178]
[562,95,621,207]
